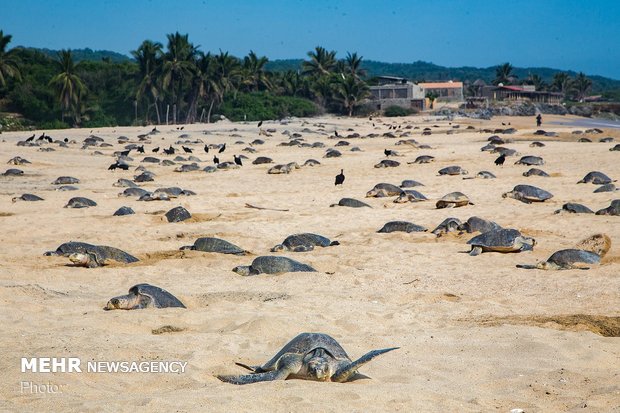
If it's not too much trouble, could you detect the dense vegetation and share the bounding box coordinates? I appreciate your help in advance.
[1,28,618,130]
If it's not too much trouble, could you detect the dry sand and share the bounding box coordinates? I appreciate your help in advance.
[0,114,618,412]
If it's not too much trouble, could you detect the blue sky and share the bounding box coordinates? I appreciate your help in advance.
[3,0,619,79]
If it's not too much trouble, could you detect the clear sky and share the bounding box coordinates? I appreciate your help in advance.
[3,0,619,79]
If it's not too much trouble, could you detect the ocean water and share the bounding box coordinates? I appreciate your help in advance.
[548,117,620,129]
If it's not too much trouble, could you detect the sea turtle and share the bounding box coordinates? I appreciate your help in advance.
[181,237,246,255]
[119,187,149,198]
[139,192,170,201]
[610,144,620,151]
[394,189,428,203]
[459,216,502,234]
[374,159,400,168]
[113,178,139,188]
[232,256,316,276]
[268,164,292,174]
[3,168,24,176]
[52,176,80,185]
[516,249,601,270]
[113,206,135,216]
[330,198,371,208]
[68,245,139,268]
[412,155,435,164]
[466,228,535,256]
[400,179,424,188]
[488,136,504,145]
[366,183,403,198]
[502,185,553,203]
[436,192,472,209]
[595,199,620,216]
[574,233,611,257]
[105,284,186,310]
[431,217,462,236]
[577,171,613,185]
[475,171,496,179]
[165,206,191,222]
[438,166,468,176]
[303,159,321,167]
[252,156,273,165]
[324,149,342,158]
[12,193,44,202]
[593,183,617,193]
[271,233,339,252]
[154,187,185,197]
[217,332,398,385]
[530,141,546,147]
[515,156,544,166]
[142,156,160,164]
[491,147,518,156]
[134,172,155,182]
[176,163,201,172]
[64,197,97,208]
[523,168,550,177]
[377,221,427,233]
[555,203,594,214]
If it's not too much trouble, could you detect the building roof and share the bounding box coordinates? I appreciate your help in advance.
[419,82,463,89]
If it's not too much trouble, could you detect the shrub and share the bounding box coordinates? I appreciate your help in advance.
[218,92,320,121]
[383,105,414,117]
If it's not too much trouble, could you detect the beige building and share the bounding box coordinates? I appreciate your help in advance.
[419,81,464,102]
[368,76,426,110]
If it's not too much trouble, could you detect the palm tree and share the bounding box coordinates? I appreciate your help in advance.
[526,73,546,91]
[131,40,163,124]
[49,49,86,124]
[493,62,515,85]
[0,30,21,88]
[571,72,592,102]
[551,72,571,95]
[332,74,369,116]
[213,50,241,99]
[302,46,337,77]
[185,52,221,123]
[344,52,367,80]
[161,32,198,123]
[241,50,271,92]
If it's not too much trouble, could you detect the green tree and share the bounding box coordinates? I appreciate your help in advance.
[332,74,369,116]
[526,73,546,91]
[551,72,571,94]
[241,50,271,92]
[571,72,592,102]
[0,30,21,88]
[302,46,337,77]
[186,52,221,123]
[493,62,515,85]
[49,49,86,124]
[131,40,163,124]
[213,50,241,99]
[162,32,197,124]
[344,52,367,80]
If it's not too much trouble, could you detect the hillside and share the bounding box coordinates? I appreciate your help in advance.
[25,47,133,63]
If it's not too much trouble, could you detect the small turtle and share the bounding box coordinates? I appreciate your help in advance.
[578,137,592,142]
[134,172,155,182]
[400,179,424,188]
[3,168,24,176]
[64,197,97,208]
[480,143,496,152]
[176,163,201,172]
[252,156,273,165]
[203,165,217,173]
[142,156,160,163]
[610,144,620,151]
[530,141,546,147]
[378,221,427,233]
[600,137,615,143]
[330,198,371,208]
[438,166,468,176]
[515,156,544,166]
[105,284,186,310]
[374,159,400,168]
[52,176,79,185]
[324,149,342,158]
[595,199,620,216]
[593,183,617,193]
[217,332,398,384]
[119,187,149,197]
[165,206,191,222]
[516,249,601,270]
[436,192,472,209]
[491,147,519,156]
[232,256,316,276]
[113,178,139,188]
[555,203,594,214]
[459,216,501,234]
[181,237,246,255]
[411,155,435,164]
[303,159,321,167]
[217,161,240,170]
[268,164,292,174]
[271,233,339,252]
[394,189,427,203]
[502,185,553,203]
[7,156,31,165]
[366,183,402,198]
[113,206,135,216]
[523,168,550,177]
[577,171,613,185]
[431,217,462,236]
[45,241,97,257]
[12,193,44,202]
[67,245,139,268]
[475,171,496,179]
[467,228,535,256]
[139,192,170,202]
[488,136,504,145]
[154,187,185,197]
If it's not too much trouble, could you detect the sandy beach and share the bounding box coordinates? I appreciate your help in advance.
[0,113,618,412]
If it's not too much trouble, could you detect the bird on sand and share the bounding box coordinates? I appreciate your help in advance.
[182,146,193,153]
[219,143,226,153]
[204,145,209,153]
[234,155,243,166]
[335,169,345,186]
[494,153,506,166]
[257,120,263,128]
[213,155,220,164]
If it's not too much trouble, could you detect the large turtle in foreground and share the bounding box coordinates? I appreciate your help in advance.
[466,228,535,256]
[233,256,316,276]
[217,332,398,384]
[181,237,246,255]
[105,284,186,310]
[271,233,339,252]
[502,185,553,203]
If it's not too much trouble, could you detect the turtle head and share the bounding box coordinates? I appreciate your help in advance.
[305,348,334,381]
[69,252,91,266]
[104,293,141,310]
[501,191,511,199]
[232,265,252,276]
[270,244,285,252]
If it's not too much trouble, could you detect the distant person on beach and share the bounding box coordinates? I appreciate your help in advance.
[536,114,542,127]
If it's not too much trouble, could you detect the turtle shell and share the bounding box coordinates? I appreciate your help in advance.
[467,228,522,251]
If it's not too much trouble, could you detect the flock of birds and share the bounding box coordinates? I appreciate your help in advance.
[2,115,619,384]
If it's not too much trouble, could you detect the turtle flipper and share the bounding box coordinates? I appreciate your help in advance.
[217,368,289,385]
[516,264,537,269]
[331,347,399,383]
[234,362,262,372]
[469,246,482,256]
